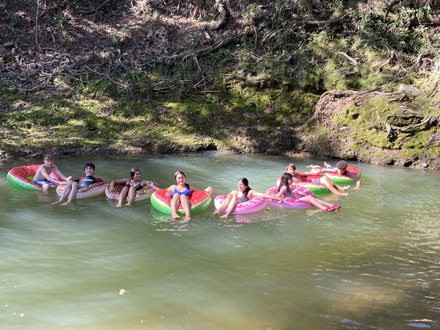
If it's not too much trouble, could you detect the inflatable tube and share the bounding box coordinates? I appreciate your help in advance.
[265,187,312,208]
[213,195,267,215]
[105,184,155,202]
[276,176,330,195]
[7,164,63,191]
[56,181,107,199]
[151,189,212,215]
[322,165,361,185]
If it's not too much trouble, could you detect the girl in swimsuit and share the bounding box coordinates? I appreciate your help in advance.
[275,173,341,212]
[164,171,213,222]
[213,178,283,219]
[108,168,158,207]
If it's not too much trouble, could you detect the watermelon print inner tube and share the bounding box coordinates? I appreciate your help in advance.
[7,164,62,191]
[150,189,212,215]
[322,165,361,185]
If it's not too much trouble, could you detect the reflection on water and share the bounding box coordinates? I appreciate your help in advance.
[0,153,439,329]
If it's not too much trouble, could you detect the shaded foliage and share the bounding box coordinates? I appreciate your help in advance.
[0,0,439,168]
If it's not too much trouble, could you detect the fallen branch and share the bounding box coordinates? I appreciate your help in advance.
[377,50,397,72]
[161,29,253,61]
[337,52,359,66]
[208,0,227,31]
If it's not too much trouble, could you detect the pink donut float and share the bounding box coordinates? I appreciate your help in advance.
[276,176,330,194]
[56,181,107,199]
[214,195,267,214]
[265,186,312,209]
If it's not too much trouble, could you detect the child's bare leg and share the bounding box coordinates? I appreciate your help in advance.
[125,187,136,206]
[170,194,181,219]
[42,183,50,193]
[53,182,72,204]
[180,195,192,221]
[213,194,234,215]
[321,177,348,196]
[61,183,78,206]
[117,186,128,207]
[220,195,238,218]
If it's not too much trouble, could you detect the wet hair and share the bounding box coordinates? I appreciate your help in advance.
[336,161,348,171]
[84,163,95,170]
[43,153,54,160]
[286,163,296,171]
[238,178,251,196]
[278,173,293,194]
[130,167,141,179]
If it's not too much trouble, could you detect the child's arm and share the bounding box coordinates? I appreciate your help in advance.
[165,185,175,197]
[275,186,287,198]
[347,172,361,190]
[108,178,129,191]
[252,190,283,201]
[52,165,71,182]
[39,165,65,185]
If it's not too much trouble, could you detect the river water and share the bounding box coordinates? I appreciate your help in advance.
[0,152,439,330]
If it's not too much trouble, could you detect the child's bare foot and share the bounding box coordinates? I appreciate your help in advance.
[342,185,350,190]
[52,200,63,205]
[125,203,132,207]
[116,203,122,207]
[60,201,71,206]
[171,213,180,219]
[220,213,229,219]
[324,162,331,167]
[213,210,220,215]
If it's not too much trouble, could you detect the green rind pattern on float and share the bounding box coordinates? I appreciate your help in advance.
[6,164,63,191]
[298,183,330,195]
[6,171,41,191]
[324,166,361,185]
[150,190,212,215]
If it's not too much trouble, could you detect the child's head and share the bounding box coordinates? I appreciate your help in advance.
[237,178,251,193]
[286,164,296,173]
[43,154,54,162]
[174,170,185,179]
[130,167,141,179]
[84,163,95,171]
[279,172,293,187]
[336,161,348,174]
[238,178,249,187]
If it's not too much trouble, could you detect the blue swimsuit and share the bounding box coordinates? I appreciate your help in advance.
[172,185,191,197]
[33,179,55,186]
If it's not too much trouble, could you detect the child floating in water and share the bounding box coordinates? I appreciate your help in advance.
[33,154,71,192]
[275,173,340,211]
[213,178,282,218]
[108,167,159,207]
[53,163,104,205]
[164,170,213,222]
